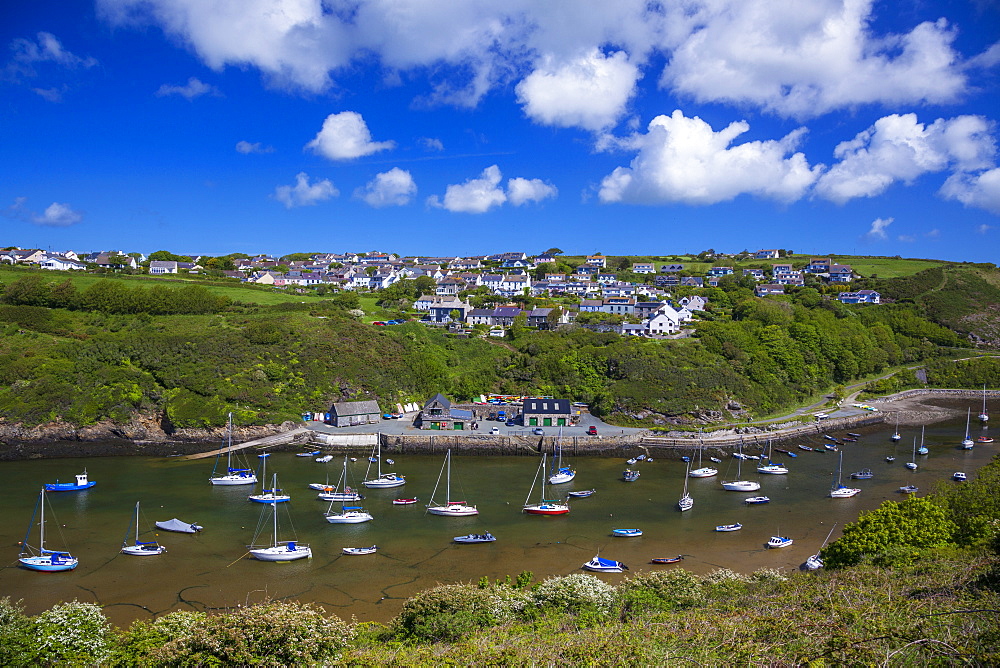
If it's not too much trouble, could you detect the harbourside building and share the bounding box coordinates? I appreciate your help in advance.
[327,400,382,427]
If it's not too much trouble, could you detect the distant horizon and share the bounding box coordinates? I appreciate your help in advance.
[3,2,998,263]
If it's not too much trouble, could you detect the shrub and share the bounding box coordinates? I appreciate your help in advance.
[33,600,112,665]
[394,583,528,642]
[152,601,353,665]
[112,610,209,665]
[618,568,705,615]
[530,573,616,616]
[0,598,35,665]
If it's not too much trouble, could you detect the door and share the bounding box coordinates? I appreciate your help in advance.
[543,418,552,426]
[529,417,538,426]
[557,418,566,426]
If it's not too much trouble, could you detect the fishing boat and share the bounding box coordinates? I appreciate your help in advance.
[721,441,760,492]
[899,485,918,494]
[121,501,166,556]
[980,385,990,423]
[715,523,743,532]
[315,455,334,463]
[155,518,202,533]
[689,445,718,478]
[209,413,257,486]
[678,461,694,512]
[767,535,793,548]
[317,457,365,502]
[297,450,321,457]
[805,524,837,571]
[248,454,290,504]
[362,442,405,488]
[44,469,96,492]
[977,436,994,443]
[650,555,684,564]
[612,528,643,537]
[961,408,974,450]
[547,430,575,485]
[454,532,496,543]
[583,555,628,573]
[247,480,311,562]
[830,451,861,498]
[18,489,78,572]
[622,468,640,482]
[342,545,377,555]
[952,472,967,481]
[850,468,873,480]
[567,489,595,498]
[426,450,478,516]
[905,437,919,470]
[744,496,770,504]
[392,498,419,505]
[523,454,569,515]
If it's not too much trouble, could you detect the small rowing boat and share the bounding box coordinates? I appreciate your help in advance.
[715,523,742,532]
[612,528,643,537]
[567,489,595,498]
[650,555,683,564]
[343,545,377,555]
[392,498,419,505]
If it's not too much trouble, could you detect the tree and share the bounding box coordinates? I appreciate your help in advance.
[822,496,956,568]
[413,275,436,295]
[148,250,191,262]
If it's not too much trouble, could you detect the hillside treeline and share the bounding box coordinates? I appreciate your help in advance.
[0,272,989,429]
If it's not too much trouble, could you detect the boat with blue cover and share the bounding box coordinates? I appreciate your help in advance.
[583,555,628,572]
[19,489,78,572]
[612,528,643,537]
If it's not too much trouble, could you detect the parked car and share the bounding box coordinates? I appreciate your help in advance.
[532,428,544,435]
[489,427,500,435]
[372,321,386,326]
[587,426,598,435]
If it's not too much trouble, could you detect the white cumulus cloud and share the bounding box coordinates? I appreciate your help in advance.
[273,172,338,209]
[155,77,220,99]
[8,31,97,71]
[355,168,417,208]
[3,197,83,226]
[516,49,639,131]
[940,169,1000,216]
[662,0,968,118]
[306,111,395,161]
[428,165,507,213]
[507,177,557,206]
[599,110,821,205]
[815,114,996,203]
[866,217,893,240]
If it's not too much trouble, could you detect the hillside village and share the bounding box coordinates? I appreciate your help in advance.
[1,247,881,338]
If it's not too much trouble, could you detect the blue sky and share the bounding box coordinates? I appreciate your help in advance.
[2,1,998,261]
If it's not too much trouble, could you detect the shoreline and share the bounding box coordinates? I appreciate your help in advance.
[0,388,993,462]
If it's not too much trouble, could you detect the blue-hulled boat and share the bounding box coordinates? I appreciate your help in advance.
[44,470,95,492]
[19,489,78,572]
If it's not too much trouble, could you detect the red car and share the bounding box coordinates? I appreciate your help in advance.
[587,426,598,435]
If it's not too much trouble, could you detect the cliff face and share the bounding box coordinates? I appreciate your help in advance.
[0,414,299,459]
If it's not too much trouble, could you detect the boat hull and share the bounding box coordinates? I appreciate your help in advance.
[721,480,760,491]
[325,512,373,524]
[715,523,742,532]
[43,482,96,492]
[768,537,793,548]
[318,492,364,502]
[362,477,405,488]
[426,505,479,516]
[523,504,569,515]
[209,475,257,486]
[688,468,717,478]
[19,555,78,571]
[650,556,683,564]
[343,546,377,555]
[830,486,861,498]
[249,544,312,561]
[248,494,290,504]
[122,544,166,556]
[612,529,642,537]
[454,533,496,543]
[547,472,576,485]
[583,557,626,573]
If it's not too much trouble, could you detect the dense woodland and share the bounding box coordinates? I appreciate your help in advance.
[0,263,998,429]
[2,456,998,665]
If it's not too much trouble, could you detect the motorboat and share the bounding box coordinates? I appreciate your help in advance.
[583,555,628,573]
[342,546,377,555]
[767,536,793,548]
[612,528,643,537]
[850,469,873,480]
[44,470,96,492]
[155,518,202,533]
[899,485,918,494]
[744,496,770,504]
[315,455,333,463]
[952,472,967,481]
[622,469,640,482]
[454,533,496,543]
[715,523,742,532]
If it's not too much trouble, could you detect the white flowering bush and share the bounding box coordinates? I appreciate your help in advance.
[702,567,752,585]
[750,567,788,583]
[152,601,353,665]
[531,573,617,615]
[33,600,112,665]
[395,583,530,642]
[619,568,705,614]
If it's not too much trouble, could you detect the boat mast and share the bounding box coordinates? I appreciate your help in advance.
[39,489,45,551]
[446,450,451,504]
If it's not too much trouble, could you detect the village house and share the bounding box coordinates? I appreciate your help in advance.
[149,260,179,274]
[838,290,881,304]
[659,263,684,273]
[678,295,707,311]
[631,262,655,274]
[527,307,564,329]
[755,283,786,297]
[655,274,680,286]
[521,398,573,427]
[602,296,635,315]
[806,258,832,273]
[532,254,558,265]
[448,258,482,271]
[743,268,766,281]
[602,282,637,298]
[679,276,704,288]
[707,266,734,277]
[754,249,781,259]
[634,301,665,320]
[578,299,604,312]
[828,264,854,282]
[417,393,473,430]
[619,323,647,336]
[596,273,618,284]
[585,254,607,268]
[574,265,599,276]
[39,255,86,271]
[327,400,382,427]
[425,297,474,322]
[646,309,681,335]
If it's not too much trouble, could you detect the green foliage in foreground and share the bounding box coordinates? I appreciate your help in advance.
[2,458,999,665]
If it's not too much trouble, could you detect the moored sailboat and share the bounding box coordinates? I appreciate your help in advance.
[248,454,290,504]
[678,461,693,512]
[19,489,78,572]
[523,454,569,515]
[980,385,990,423]
[547,428,575,484]
[362,442,405,488]
[961,408,974,450]
[209,413,257,486]
[722,441,760,492]
[426,449,478,516]
[121,501,166,556]
[830,451,860,498]
[248,480,311,562]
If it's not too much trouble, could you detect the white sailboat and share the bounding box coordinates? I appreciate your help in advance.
[248,454,291,503]
[678,461,693,511]
[523,454,569,515]
[19,489,78,571]
[209,412,257,486]
[121,501,166,556]
[426,449,478,516]
[917,425,929,455]
[805,524,837,570]
[688,443,717,478]
[961,407,974,450]
[980,385,990,423]
[248,477,311,562]
[317,457,364,501]
[721,441,760,492]
[891,413,901,442]
[757,442,789,475]
[362,441,405,488]
[829,451,860,498]
[905,437,918,470]
[547,428,576,484]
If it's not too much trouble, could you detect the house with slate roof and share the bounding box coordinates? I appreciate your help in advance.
[417,393,473,430]
[327,400,382,427]
[521,398,572,427]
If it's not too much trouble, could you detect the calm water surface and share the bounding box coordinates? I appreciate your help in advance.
[2,401,996,626]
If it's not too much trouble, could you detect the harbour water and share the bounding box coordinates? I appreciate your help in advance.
[1,401,995,627]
